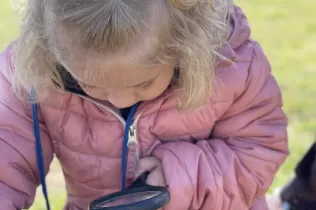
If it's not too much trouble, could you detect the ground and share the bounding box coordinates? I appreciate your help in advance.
[0,0,315,209]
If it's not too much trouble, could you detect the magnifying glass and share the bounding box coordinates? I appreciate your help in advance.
[89,172,170,210]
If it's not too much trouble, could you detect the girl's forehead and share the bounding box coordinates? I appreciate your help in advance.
[64,55,166,88]
[59,31,167,88]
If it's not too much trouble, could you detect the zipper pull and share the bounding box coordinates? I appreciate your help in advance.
[127,124,138,146]
[126,114,142,186]
[126,124,139,186]
[127,124,139,168]
[127,113,142,147]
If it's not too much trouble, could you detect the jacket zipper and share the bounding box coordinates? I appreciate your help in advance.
[79,95,142,137]
[126,113,142,167]
[79,96,142,182]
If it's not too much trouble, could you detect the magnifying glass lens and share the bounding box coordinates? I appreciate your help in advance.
[96,191,162,207]
[89,172,170,210]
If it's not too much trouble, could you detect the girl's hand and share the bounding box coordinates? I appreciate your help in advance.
[135,156,166,187]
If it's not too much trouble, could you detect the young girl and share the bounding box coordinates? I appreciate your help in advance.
[0,0,288,209]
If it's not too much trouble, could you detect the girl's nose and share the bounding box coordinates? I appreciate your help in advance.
[107,90,138,108]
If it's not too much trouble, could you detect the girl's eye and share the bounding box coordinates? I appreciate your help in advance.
[79,82,94,91]
[138,81,154,92]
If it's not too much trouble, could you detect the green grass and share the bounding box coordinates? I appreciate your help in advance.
[0,1,19,49]
[1,0,315,209]
[238,0,316,191]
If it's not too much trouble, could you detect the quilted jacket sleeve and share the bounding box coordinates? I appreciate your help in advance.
[152,43,289,210]
[0,46,54,209]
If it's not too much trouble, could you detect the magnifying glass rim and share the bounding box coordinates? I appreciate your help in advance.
[89,186,169,210]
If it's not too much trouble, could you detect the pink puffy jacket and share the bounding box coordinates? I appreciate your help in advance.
[0,6,288,210]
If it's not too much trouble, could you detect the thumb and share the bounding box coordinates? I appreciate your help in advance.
[135,156,161,178]
[146,166,166,187]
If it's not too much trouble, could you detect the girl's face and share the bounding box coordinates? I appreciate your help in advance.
[61,53,175,108]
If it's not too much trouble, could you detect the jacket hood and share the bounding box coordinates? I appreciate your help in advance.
[218,5,251,63]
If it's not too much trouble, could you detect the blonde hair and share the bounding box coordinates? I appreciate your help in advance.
[12,0,231,109]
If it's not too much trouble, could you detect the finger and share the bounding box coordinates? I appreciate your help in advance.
[146,167,166,187]
[135,156,161,178]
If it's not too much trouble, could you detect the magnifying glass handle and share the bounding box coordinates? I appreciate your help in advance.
[128,171,150,189]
